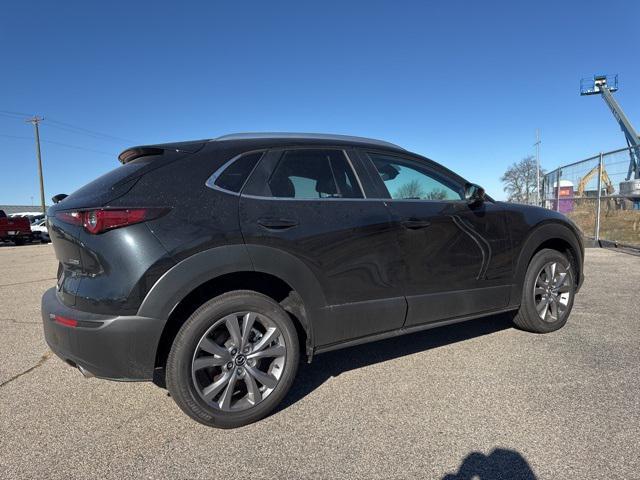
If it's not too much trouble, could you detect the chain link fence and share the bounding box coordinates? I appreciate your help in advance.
[542,145,640,249]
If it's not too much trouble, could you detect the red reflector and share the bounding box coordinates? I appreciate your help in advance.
[52,315,78,327]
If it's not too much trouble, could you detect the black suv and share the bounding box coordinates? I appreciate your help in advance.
[42,133,584,428]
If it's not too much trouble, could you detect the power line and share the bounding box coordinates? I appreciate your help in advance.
[0,133,31,140]
[0,133,116,156]
[0,109,34,118]
[40,138,117,156]
[44,121,135,144]
[46,117,137,143]
[0,111,137,144]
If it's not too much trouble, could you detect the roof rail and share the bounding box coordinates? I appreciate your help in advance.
[212,132,404,150]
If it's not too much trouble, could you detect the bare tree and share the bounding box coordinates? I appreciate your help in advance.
[501,156,545,204]
[426,188,449,200]
[395,179,424,199]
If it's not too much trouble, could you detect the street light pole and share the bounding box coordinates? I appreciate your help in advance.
[27,116,46,214]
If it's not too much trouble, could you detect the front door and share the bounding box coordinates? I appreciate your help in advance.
[359,150,512,327]
[239,147,407,346]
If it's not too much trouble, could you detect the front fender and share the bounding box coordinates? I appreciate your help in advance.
[510,221,584,306]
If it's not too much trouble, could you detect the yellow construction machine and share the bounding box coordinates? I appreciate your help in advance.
[576,165,615,197]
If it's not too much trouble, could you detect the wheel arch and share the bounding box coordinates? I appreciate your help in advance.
[137,244,325,385]
[511,221,584,305]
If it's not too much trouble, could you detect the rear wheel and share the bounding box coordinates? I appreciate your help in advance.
[166,290,299,428]
[512,248,575,333]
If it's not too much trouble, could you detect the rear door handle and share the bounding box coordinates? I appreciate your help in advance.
[402,219,431,230]
[257,218,299,230]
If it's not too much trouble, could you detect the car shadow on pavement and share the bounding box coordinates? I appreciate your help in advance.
[442,448,537,479]
[277,312,514,413]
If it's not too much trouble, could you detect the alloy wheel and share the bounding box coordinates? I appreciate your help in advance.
[533,261,572,323]
[191,311,287,412]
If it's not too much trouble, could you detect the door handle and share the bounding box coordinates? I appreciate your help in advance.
[401,219,431,230]
[257,218,299,230]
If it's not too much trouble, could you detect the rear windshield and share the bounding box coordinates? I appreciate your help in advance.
[70,159,153,199]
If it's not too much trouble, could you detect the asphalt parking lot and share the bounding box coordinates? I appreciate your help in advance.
[0,244,638,479]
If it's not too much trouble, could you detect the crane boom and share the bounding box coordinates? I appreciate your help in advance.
[581,74,640,209]
[598,85,640,180]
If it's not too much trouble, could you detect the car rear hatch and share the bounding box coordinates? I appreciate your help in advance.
[47,141,206,306]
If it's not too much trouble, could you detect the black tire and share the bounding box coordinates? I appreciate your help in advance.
[13,238,25,246]
[166,290,299,428]
[512,248,575,333]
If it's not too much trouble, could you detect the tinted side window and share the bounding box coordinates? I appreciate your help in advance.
[368,153,463,200]
[267,150,363,199]
[210,151,263,193]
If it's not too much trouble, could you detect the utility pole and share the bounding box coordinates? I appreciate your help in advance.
[27,116,46,214]
[534,129,541,206]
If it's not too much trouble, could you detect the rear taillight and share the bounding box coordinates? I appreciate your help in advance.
[56,208,167,234]
[83,209,151,234]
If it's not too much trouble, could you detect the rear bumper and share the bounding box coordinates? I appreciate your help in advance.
[41,287,163,381]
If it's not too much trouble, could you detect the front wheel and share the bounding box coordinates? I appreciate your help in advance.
[166,290,299,428]
[512,248,575,333]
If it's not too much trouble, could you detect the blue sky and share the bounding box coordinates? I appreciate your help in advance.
[1,0,639,204]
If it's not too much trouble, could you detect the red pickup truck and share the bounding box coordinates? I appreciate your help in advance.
[0,210,33,245]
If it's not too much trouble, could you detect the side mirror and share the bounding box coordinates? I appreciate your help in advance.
[464,183,485,205]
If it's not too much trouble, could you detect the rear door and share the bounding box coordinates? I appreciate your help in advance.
[239,147,406,346]
[358,150,512,327]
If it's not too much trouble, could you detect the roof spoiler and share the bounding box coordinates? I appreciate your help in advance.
[118,147,164,164]
[118,141,208,164]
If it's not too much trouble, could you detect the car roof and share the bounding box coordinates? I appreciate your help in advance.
[120,133,406,163]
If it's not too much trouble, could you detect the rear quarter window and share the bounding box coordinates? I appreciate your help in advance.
[207,151,264,193]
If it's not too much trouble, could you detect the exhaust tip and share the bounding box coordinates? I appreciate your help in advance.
[77,364,95,378]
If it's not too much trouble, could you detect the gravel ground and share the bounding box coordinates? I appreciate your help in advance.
[0,244,638,479]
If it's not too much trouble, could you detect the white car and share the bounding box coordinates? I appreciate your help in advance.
[9,211,45,222]
[30,219,50,243]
